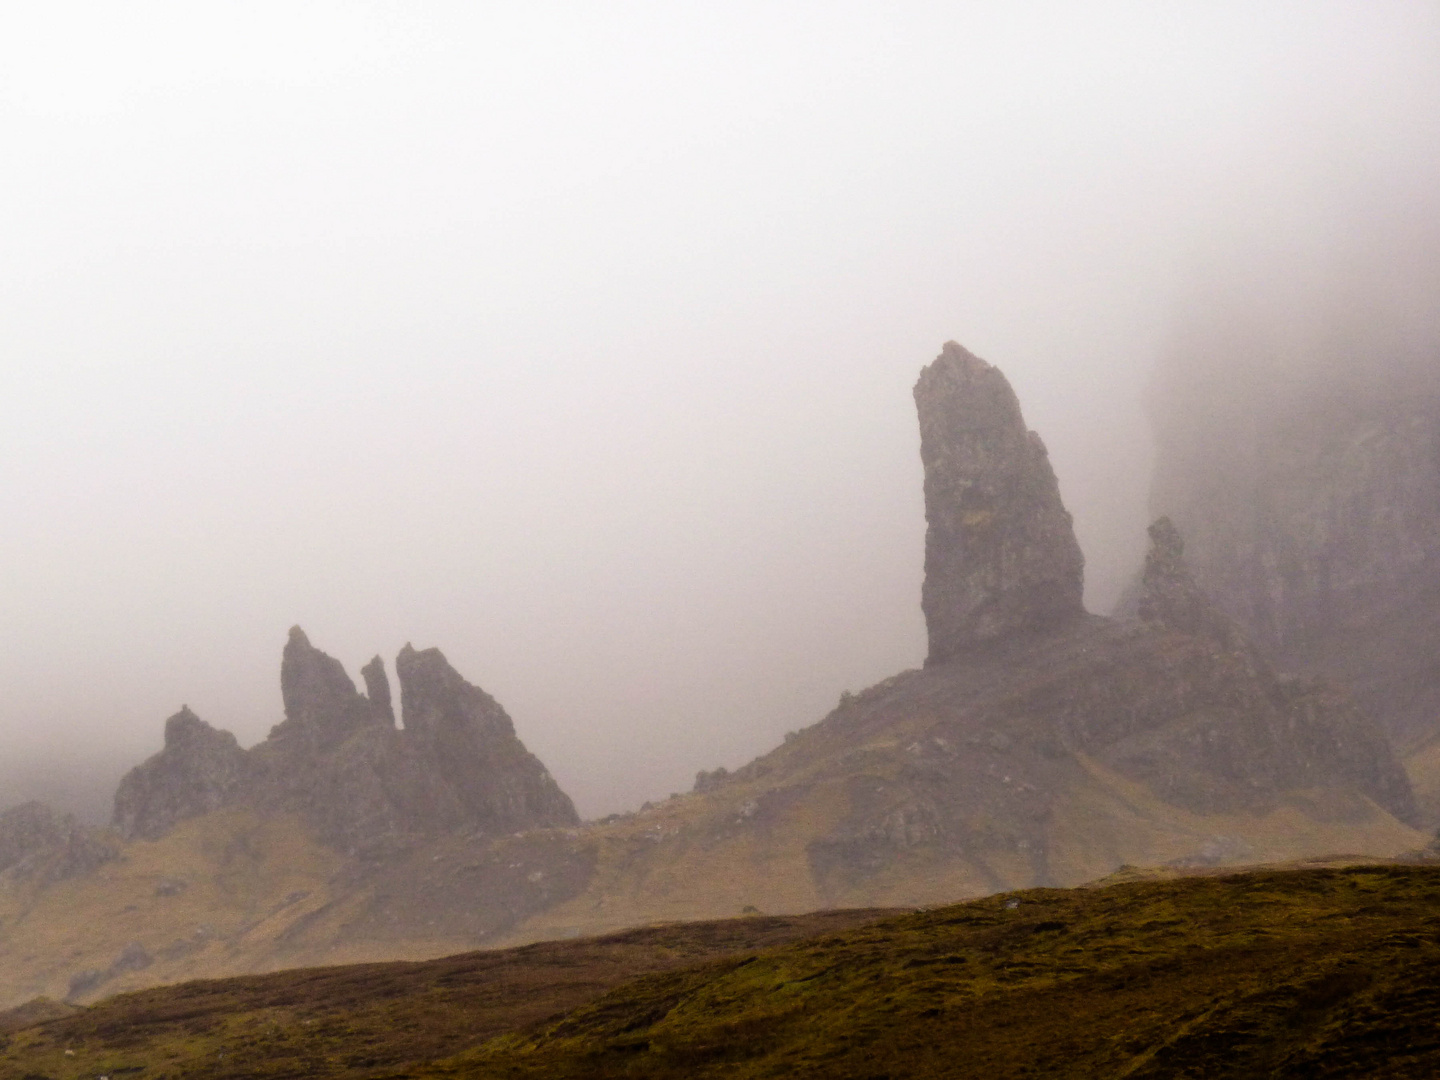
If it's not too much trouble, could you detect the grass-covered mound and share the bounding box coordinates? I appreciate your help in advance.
[8,865,1440,1078]
[433,864,1440,1079]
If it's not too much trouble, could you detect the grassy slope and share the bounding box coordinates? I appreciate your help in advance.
[8,865,1440,1079]
[0,909,894,1080]
[500,755,1423,949]
[431,864,1440,1079]
[0,810,508,1010]
[1,765,1420,1016]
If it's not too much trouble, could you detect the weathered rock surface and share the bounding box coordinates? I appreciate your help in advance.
[272,627,384,749]
[0,801,116,883]
[361,655,396,727]
[113,634,578,852]
[396,644,578,829]
[112,708,249,841]
[1136,516,1239,646]
[915,342,1085,663]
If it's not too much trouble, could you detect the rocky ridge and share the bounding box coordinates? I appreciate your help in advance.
[113,629,578,853]
[1141,312,1440,823]
[1146,357,1440,753]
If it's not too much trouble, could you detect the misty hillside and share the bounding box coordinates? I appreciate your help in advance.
[1,343,1429,1011]
[1141,199,1440,829]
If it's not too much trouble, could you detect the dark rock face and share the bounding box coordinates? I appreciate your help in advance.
[361,655,396,727]
[0,801,117,882]
[790,351,1421,896]
[113,631,578,852]
[915,342,1086,663]
[274,627,382,748]
[1136,516,1239,646]
[798,607,1417,900]
[395,644,578,829]
[113,708,249,841]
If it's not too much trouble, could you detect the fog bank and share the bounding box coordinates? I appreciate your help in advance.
[1,2,1437,819]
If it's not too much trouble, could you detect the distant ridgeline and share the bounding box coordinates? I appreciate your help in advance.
[0,341,1428,1011]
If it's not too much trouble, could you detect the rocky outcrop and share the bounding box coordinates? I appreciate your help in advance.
[0,801,117,882]
[272,627,384,749]
[396,644,578,829]
[113,708,249,840]
[113,633,577,852]
[914,342,1085,663]
[1136,516,1239,646]
[361,655,396,727]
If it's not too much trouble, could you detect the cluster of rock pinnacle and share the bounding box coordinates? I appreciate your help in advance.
[112,628,577,853]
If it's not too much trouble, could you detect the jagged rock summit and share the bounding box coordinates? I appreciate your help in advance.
[915,342,1086,663]
[113,632,578,850]
[112,707,248,841]
[395,644,578,828]
[273,626,386,748]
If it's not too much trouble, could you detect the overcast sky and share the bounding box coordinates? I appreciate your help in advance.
[2,2,1438,820]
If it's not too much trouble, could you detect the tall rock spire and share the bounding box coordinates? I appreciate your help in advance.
[914,342,1085,663]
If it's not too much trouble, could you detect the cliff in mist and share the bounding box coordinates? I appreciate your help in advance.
[1140,218,1440,820]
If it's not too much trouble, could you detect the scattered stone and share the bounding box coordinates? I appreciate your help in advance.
[154,878,188,897]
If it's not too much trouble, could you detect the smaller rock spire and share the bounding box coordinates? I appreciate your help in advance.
[395,643,579,827]
[1137,516,1235,645]
[279,625,375,746]
[361,655,396,727]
